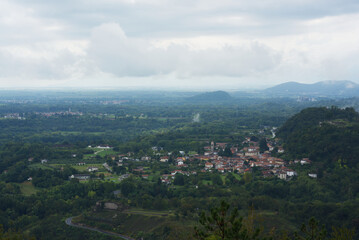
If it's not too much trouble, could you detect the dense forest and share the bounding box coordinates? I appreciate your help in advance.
[278,106,359,167]
[0,92,358,239]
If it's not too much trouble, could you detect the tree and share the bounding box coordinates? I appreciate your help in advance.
[174,174,185,186]
[211,174,223,186]
[219,146,233,157]
[87,190,96,198]
[259,138,269,153]
[243,172,252,184]
[250,136,259,142]
[294,217,327,240]
[330,226,355,240]
[194,200,263,240]
[0,224,34,240]
[121,180,135,197]
[294,219,356,240]
[226,173,236,185]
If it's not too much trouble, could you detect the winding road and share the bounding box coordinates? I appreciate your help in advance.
[65,217,135,240]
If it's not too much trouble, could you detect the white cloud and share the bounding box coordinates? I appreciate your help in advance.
[88,23,282,78]
[0,41,89,83]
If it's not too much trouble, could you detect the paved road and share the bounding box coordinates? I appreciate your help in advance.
[65,217,135,240]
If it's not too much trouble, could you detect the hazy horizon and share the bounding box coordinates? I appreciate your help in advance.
[0,80,357,93]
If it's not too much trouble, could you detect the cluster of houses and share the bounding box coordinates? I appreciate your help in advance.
[2,113,26,120]
[100,100,129,105]
[87,145,113,149]
[34,109,83,117]
[64,138,315,183]
[198,139,300,180]
[112,137,314,184]
[160,169,198,184]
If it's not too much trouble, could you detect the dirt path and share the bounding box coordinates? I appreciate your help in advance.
[94,149,104,155]
[65,217,135,240]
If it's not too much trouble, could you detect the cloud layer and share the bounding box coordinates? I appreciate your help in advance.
[1,0,359,89]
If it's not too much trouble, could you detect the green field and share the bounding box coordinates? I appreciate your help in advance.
[83,148,118,159]
[232,173,242,180]
[18,182,38,196]
[73,164,105,172]
[29,163,54,170]
[123,208,174,217]
[105,176,121,183]
[95,149,118,157]
[202,180,213,185]
[49,163,106,172]
[83,154,96,159]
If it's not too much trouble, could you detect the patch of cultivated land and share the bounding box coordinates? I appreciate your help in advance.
[123,208,174,217]
[76,208,195,239]
[28,163,54,170]
[18,181,38,196]
[48,163,106,172]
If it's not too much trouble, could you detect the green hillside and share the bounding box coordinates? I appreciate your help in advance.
[277,106,359,167]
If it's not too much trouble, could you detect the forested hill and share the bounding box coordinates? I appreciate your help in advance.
[187,91,232,103]
[277,106,359,167]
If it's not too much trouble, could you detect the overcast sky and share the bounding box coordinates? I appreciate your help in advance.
[1,0,359,90]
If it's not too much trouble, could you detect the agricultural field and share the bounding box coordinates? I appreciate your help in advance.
[17,181,39,196]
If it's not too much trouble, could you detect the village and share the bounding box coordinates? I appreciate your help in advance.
[64,136,314,185]
[156,137,313,184]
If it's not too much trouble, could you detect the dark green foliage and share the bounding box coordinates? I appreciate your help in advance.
[294,217,327,240]
[330,226,356,240]
[0,224,34,240]
[219,146,233,157]
[211,174,223,186]
[277,107,359,167]
[292,217,356,240]
[250,136,259,142]
[174,174,185,186]
[259,138,268,153]
[194,200,263,240]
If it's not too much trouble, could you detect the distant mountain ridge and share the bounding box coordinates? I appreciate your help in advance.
[264,80,359,97]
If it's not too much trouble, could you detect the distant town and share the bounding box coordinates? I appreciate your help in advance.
[62,134,316,185]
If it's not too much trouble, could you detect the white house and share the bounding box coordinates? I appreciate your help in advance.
[286,169,297,177]
[69,174,91,180]
[88,166,99,172]
[160,156,169,163]
[301,158,311,165]
[308,173,317,178]
[279,172,287,180]
[97,145,111,149]
[205,162,213,170]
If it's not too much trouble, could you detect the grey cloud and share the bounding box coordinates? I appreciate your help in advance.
[9,0,359,38]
